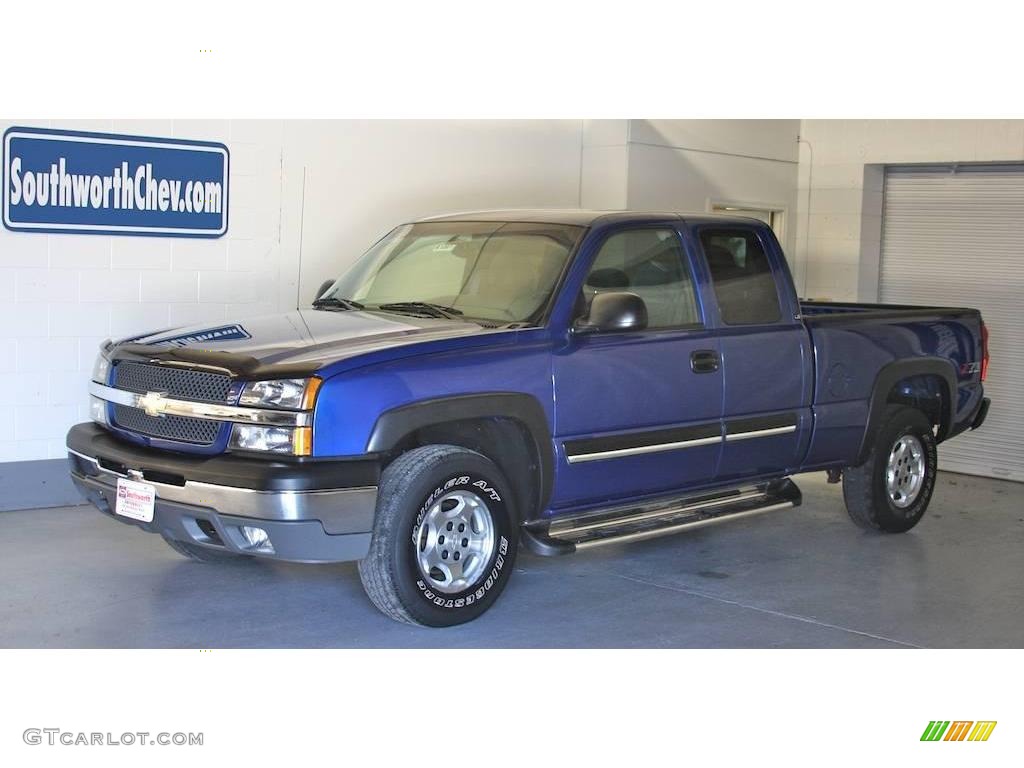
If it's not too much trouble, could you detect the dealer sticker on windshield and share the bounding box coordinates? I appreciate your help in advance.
[115,478,156,523]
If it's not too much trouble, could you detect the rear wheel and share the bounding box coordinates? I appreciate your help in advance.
[358,444,518,626]
[842,405,938,533]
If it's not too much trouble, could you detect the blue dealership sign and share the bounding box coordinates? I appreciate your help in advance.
[2,127,229,238]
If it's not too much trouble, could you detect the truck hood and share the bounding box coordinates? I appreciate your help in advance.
[114,309,504,377]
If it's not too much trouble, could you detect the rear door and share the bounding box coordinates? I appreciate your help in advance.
[551,225,723,508]
[694,224,813,481]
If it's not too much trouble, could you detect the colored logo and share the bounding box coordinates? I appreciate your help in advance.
[959,361,981,376]
[921,721,997,742]
[3,126,229,238]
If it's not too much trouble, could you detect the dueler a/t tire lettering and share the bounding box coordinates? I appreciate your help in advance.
[358,444,518,626]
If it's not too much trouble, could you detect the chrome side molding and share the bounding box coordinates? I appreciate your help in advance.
[566,435,721,464]
[564,420,797,464]
[724,424,796,442]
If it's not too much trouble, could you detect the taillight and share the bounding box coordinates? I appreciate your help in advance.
[980,321,990,382]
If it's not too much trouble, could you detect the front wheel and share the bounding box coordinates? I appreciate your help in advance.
[358,445,519,626]
[842,405,938,533]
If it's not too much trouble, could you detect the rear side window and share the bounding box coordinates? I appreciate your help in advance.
[584,228,700,329]
[700,229,781,325]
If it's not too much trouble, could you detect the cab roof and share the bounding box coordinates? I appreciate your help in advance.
[414,208,767,228]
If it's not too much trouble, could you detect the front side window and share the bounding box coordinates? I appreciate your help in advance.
[323,221,583,324]
[583,228,700,329]
[700,228,782,325]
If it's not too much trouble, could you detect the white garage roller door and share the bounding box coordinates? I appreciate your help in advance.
[880,165,1023,481]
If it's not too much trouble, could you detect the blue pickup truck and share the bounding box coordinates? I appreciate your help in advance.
[67,210,991,626]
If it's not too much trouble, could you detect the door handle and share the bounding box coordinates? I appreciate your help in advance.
[690,349,719,374]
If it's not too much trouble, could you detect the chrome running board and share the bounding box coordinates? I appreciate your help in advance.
[521,479,801,555]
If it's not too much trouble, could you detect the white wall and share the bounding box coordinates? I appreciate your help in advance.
[282,121,584,305]
[0,119,584,462]
[581,120,801,257]
[794,120,1024,300]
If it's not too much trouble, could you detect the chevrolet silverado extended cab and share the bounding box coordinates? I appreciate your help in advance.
[67,210,991,626]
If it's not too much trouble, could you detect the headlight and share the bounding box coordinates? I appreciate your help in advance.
[229,425,312,456]
[239,378,321,410]
[91,350,111,384]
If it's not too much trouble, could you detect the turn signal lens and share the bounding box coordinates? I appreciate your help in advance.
[980,321,990,382]
[293,426,312,456]
[300,377,322,410]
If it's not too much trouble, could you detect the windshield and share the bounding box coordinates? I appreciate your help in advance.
[321,221,584,323]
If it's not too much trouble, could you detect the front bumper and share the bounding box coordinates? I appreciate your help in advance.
[67,423,379,563]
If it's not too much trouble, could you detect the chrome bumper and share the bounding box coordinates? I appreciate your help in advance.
[68,448,378,563]
[69,449,376,534]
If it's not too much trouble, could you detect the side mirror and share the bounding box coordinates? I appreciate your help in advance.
[314,279,335,303]
[573,292,648,334]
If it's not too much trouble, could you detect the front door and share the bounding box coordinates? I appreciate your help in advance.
[552,226,724,509]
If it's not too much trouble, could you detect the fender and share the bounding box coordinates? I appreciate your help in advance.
[856,358,957,465]
[366,393,554,518]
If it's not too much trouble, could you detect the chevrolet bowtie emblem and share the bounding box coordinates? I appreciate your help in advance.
[138,391,170,418]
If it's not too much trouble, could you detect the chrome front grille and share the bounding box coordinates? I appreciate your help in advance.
[111,362,232,445]
[114,362,232,403]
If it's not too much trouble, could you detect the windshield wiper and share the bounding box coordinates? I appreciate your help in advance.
[374,301,464,319]
[312,296,365,311]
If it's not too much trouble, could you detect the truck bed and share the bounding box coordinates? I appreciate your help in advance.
[796,299,985,470]
[800,300,980,323]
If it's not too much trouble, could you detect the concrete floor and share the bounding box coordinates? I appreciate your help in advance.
[1,472,1021,648]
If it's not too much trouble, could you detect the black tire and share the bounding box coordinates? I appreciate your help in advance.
[842,405,938,533]
[160,533,248,563]
[358,445,518,627]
